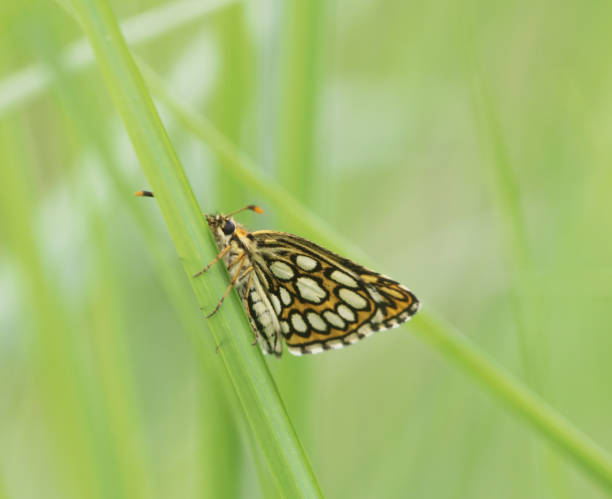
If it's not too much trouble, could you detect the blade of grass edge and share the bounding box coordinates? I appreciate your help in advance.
[140,66,612,494]
[60,0,323,497]
[0,0,237,116]
[470,69,570,497]
[276,0,323,206]
[0,118,106,498]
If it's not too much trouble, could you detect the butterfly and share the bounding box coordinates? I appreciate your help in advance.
[136,191,420,356]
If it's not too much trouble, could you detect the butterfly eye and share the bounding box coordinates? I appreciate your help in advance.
[222,219,236,236]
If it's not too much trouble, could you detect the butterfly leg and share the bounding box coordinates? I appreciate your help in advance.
[226,251,246,271]
[206,255,247,318]
[193,244,232,278]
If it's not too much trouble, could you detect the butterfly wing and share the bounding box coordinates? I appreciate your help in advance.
[246,231,420,355]
[238,265,284,356]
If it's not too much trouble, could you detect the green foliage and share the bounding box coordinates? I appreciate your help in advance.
[2,0,612,498]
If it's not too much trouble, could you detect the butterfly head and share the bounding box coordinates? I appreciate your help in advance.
[206,205,263,246]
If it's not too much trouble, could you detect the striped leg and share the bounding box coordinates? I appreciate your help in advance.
[206,255,247,318]
[193,245,232,278]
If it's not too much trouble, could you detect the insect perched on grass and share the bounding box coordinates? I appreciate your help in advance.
[136,191,420,356]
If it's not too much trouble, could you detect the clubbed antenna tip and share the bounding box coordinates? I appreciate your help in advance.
[134,190,154,197]
[225,204,264,217]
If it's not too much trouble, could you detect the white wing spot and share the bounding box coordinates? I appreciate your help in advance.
[337,304,356,322]
[270,294,282,316]
[280,321,290,334]
[296,277,326,303]
[270,261,294,280]
[305,342,324,354]
[253,301,272,326]
[252,301,267,316]
[366,286,387,304]
[323,310,345,329]
[296,255,318,271]
[372,308,385,324]
[357,324,374,337]
[290,312,308,333]
[326,339,344,350]
[307,312,327,332]
[279,286,292,306]
[331,270,358,288]
[339,288,368,309]
[343,332,359,344]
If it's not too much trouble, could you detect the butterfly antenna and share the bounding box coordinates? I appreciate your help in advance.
[135,193,261,218]
[225,205,264,217]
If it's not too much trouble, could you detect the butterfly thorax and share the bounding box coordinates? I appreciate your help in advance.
[206,213,285,355]
[206,214,261,292]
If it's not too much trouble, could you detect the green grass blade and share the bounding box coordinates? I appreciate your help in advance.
[470,70,569,495]
[61,0,323,497]
[206,4,250,212]
[87,217,154,499]
[0,117,107,499]
[276,0,324,205]
[471,73,535,379]
[0,0,236,116]
[141,67,612,494]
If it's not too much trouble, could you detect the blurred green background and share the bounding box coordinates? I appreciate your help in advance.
[1,0,611,498]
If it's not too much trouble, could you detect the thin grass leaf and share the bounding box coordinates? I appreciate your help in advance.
[276,0,324,205]
[0,0,236,116]
[471,71,535,379]
[61,0,323,497]
[206,4,250,211]
[0,117,107,499]
[470,69,571,496]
